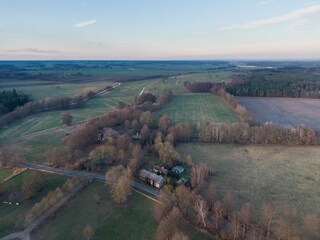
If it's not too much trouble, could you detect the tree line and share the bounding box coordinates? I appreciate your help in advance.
[184,81,225,93]
[24,177,85,226]
[0,85,113,128]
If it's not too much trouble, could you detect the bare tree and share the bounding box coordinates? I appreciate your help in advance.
[213,200,224,229]
[83,225,93,240]
[191,162,209,188]
[223,192,235,220]
[229,212,240,240]
[156,207,182,240]
[171,231,189,240]
[205,182,217,210]
[193,197,208,227]
[110,174,132,204]
[175,185,196,217]
[261,202,277,239]
[303,214,319,239]
[106,166,132,204]
[62,112,72,126]
[239,202,254,239]
[154,194,173,222]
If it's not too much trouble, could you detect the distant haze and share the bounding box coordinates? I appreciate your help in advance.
[1,0,320,60]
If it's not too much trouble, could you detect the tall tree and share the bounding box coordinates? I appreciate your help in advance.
[193,197,208,227]
[62,112,73,126]
[213,201,223,229]
[191,163,209,188]
[239,202,254,239]
[261,202,277,240]
[106,165,132,204]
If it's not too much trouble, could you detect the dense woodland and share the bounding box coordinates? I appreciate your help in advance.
[0,89,31,116]
[226,67,320,98]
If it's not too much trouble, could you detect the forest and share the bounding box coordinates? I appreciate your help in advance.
[226,67,320,98]
[0,89,31,116]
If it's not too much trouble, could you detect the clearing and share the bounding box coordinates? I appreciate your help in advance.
[157,94,238,125]
[177,143,320,217]
[238,97,320,130]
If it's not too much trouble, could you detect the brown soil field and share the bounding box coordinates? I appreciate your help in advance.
[238,97,320,130]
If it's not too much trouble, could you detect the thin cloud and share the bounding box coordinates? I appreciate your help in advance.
[6,48,63,54]
[75,19,97,28]
[220,5,320,30]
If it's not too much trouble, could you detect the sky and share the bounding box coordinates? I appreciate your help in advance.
[1,0,320,60]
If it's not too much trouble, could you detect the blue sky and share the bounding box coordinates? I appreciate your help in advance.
[1,0,320,60]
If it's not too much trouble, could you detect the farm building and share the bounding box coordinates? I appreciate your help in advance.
[153,165,168,176]
[139,169,164,188]
[172,166,185,174]
[132,132,141,140]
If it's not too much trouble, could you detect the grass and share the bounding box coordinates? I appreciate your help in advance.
[0,168,13,182]
[157,94,238,125]
[32,182,214,240]
[0,170,68,237]
[0,71,233,141]
[32,182,157,240]
[0,78,162,142]
[175,70,232,83]
[12,131,67,162]
[177,143,320,217]
[0,81,114,100]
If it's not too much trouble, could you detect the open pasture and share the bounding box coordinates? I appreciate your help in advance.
[177,143,320,216]
[0,79,159,142]
[157,93,238,125]
[0,168,13,182]
[175,70,232,84]
[31,182,212,240]
[0,81,115,100]
[238,97,320,130]
[0,170,68,237]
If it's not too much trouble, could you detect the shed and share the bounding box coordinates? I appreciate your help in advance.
[153,165,168,176]
[172,166,185,174]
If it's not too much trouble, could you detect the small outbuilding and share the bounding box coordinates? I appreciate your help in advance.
[132,132,141,140]
[153,165,168,176]
[139,169,164,188]
[172,166,185,175]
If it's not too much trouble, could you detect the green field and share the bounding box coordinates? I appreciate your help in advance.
[0,168,13,182]
[0,170,68,237]
[0,81,114,100]
[157,94,238,125]
[177,143,320,217]
[0,80,153,142]
[32,182,212,240]
[0,70,233,142]
[175,70,232,83]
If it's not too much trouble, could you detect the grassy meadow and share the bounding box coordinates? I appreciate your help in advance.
[177,143,320,217]
[157,94,238,125]
[0,170,68,238]
[0,168,13,182]
[31,182,212,240]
